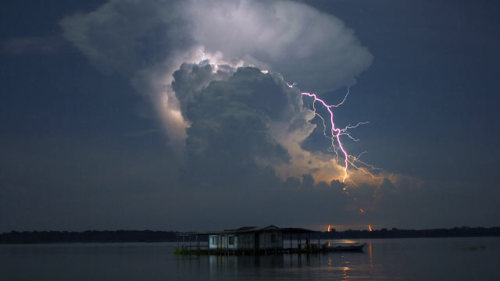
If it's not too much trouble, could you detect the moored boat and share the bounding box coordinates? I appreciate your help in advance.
[322,242,366,252]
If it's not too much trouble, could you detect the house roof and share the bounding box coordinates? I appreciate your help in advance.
[202,225,317,235]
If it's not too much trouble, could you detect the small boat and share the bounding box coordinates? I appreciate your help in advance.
[322,242,366,252]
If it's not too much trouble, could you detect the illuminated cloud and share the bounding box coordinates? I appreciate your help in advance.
[60,0,373,147]
[170,61,400,189]
[58,0,408,225]
[186,0,373,91]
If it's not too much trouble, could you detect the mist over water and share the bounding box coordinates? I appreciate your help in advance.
[2,237,499,281]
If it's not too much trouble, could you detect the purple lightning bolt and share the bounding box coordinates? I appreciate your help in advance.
[301,91,350,182]
[287,83,364,182]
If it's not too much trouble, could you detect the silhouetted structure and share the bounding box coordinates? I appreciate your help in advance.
[176,225,365,255]
[207,225,283,252]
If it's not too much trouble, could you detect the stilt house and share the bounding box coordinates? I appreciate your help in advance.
[208,225,283,251]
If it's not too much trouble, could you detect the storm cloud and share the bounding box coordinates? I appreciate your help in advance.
[2,0,499,233]
[55,0,419,230]
[60,0,373,147]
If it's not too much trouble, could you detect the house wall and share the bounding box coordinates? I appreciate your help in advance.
[209,234,238,250]
[227,235,237,250]
[209,235,218,249]
[209,231,283,251]
[258,231,283,250]
[236,233,255,250]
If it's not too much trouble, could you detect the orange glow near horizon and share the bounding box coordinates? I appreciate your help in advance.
[327,224,332,232]
[368,224,373,232]
[369,241,373,269]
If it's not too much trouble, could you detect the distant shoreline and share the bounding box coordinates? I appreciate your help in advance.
[1,227,499,244]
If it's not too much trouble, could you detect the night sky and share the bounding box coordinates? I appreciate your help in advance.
[1,0,499,232]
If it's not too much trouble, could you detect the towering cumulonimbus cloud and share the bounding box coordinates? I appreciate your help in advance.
[185,0,373,91]
[60,0,379,185]
[60,0,372,145]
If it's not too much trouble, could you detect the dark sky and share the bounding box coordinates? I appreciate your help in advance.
[1,0,499,232]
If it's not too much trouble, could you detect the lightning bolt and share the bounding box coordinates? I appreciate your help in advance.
[287,83,368,183]
[301,91,350,182]
[285,83,377,230]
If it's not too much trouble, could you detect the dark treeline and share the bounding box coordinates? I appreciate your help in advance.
[0,230,178,244]
[1,226,499,244]
[320,226,500,239]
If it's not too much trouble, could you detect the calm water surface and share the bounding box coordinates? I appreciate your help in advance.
[1,237,499,281]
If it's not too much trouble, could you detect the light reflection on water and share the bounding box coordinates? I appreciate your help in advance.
[203,253,365,281]
[1,237,500,281]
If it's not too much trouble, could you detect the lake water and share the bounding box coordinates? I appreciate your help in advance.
[1,237,499,281]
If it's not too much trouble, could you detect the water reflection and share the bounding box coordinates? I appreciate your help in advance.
[3,238,499,281]
[368,241,373,270]
[343,266,350,281]
[207,254,327,270]
[200,250,363,280]
[173,239,373,280]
